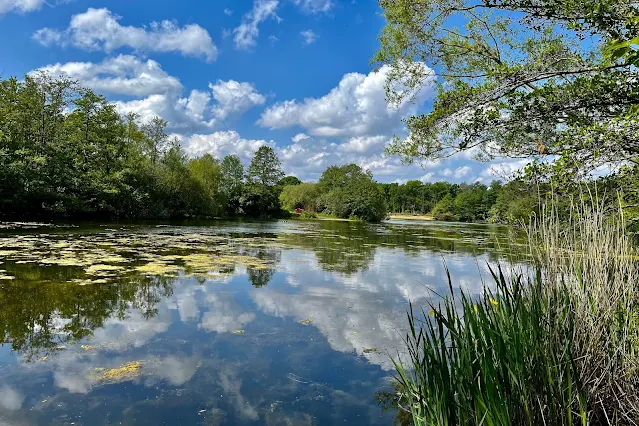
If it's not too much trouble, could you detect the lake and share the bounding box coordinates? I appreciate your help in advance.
[0,219,518,425]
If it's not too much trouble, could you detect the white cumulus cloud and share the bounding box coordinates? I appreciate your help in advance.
[258,64,435,138]
[37,56,266,131]
[338,135,388,154]
[179,128,483,183]
[181,131,271,163]
[233,0,280,50]
[291,133,310,143]
[34,55,183,97]
[209,80,266,120]
[33,8,218,61]
[454,165,471,179]
[114,90,216,132]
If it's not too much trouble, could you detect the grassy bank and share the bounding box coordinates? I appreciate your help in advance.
[393,203,639,425]
[387,214,434,221]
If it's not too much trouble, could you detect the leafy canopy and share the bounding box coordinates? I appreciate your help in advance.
[279,176,302,186]
[375,0,639,177]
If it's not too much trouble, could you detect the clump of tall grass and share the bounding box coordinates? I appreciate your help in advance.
[393,201,639,425]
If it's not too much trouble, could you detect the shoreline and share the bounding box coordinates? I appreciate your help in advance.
[289,214,359,222]
[387,214,434,221]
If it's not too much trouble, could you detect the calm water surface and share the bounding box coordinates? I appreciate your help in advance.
[0,219,519,425]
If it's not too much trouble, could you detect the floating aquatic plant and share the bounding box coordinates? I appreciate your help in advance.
[90,361,142,383]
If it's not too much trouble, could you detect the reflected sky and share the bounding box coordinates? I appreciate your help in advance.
[0,219,519,425]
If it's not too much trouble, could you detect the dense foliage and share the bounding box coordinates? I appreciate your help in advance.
[279,183,320,212]
[374,0,639,228]
[278,164,389,222]
[317,164,388,222]
[0,74,421,223]
[378,179,533,222]
[0,75,290,219]
[375,0,639,182]
[0,73,541,224]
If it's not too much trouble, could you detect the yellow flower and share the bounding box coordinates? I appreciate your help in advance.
[490,298,499,306]
[429,309,435,317]
[473,305,478,313]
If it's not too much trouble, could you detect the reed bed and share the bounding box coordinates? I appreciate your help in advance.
[393,202,639,425]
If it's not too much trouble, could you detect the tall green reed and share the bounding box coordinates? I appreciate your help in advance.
[393,202,639,425]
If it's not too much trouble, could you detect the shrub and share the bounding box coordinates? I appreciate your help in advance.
[431,194,457,221]
[279,183,320,211]
[238,184,281,217]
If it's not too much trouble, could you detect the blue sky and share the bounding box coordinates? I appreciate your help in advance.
[0,0,519,183]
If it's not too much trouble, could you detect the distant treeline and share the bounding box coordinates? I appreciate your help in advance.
[377,180,536,223]
[280,171,540,224]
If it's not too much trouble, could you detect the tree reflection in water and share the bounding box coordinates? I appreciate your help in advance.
[0,219,519,425]
[0,221,516,360]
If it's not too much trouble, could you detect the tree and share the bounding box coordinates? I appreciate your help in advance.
[246,146,284,186]
[427,182,454,207]
[157,141,209,217]
[220,155,244,215]
[239,183,281,217]
[454,184,488,222]
[403,180,423,213]
[189,154,224,217]
[0,74,223,219]
[240,147,285,217]
[220,155,244,194]
[317,164,388,222]
[347,179,388,222]
[375,0,639,178]
[432,194,457,221]
[280,183,320,211]
[279,176,302,186]
[318,164,365,193]
[489,180,538,223]
[141,117,168,164]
